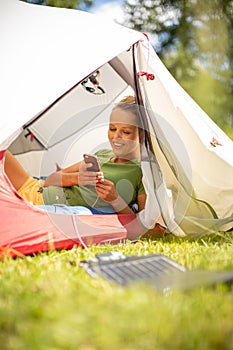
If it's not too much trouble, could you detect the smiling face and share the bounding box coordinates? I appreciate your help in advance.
[108,108,140,162]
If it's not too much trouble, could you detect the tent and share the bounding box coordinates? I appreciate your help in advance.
[0,0,232,257]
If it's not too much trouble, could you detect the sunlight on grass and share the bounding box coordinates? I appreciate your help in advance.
[0,232,233,349]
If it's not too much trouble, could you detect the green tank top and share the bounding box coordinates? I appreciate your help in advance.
[42,149,145,208]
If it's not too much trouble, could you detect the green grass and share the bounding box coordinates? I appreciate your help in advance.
[0,233,233,350]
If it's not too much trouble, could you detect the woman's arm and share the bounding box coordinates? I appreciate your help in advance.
[43,171,78,187]
[44,160,103,187]
[112,193,146,214]
[43,161,81,187]
[95,181,147,215]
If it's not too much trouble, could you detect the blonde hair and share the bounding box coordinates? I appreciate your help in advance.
[113,96,142,127]
[113,95,137,113]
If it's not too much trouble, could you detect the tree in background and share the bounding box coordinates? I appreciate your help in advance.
[123,0,233,138]
[21,0,93,10]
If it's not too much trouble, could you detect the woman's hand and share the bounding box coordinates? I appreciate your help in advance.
[44,160,103,187]
[95,178,118,202]
[95,179,133,214]
[78,161,104,186]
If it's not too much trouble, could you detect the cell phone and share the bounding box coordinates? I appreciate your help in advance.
[83,154,100,172]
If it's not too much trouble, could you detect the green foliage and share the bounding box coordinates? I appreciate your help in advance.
[0,234,233,349]
[46,0,83,8]
[123,0,233,139]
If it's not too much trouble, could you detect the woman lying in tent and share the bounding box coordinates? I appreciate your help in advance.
[5,96,165,235]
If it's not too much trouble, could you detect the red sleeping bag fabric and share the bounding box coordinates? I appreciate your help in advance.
[0,150,141,257]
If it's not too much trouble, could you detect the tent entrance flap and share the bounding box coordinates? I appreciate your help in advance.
[9,53,136,177]
[134,40,233,235]
[1,0,233,255]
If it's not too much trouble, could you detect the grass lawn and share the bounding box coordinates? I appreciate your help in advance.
[0,232,233,350]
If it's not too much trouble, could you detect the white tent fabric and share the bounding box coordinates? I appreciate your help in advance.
[0,0,143,148]
[0,0,232,239]
[135,42,233,234]
[137,43,233,215]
